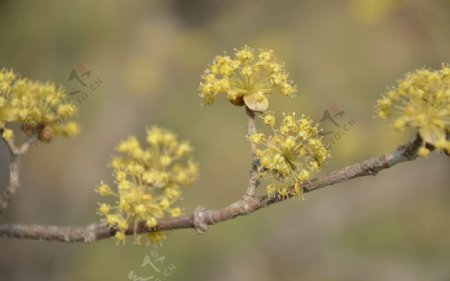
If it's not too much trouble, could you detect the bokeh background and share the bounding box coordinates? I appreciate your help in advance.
[0,0,449,280]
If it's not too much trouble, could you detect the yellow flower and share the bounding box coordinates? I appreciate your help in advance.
[96,126,198,244]
[417,147,430,157]
[262,111,276,127]
[169,207,181,217]
[0,68,79,141]
[97,203,111,215]
[115,231,126,245]
[146,217,157,228]
[135,204,147,217]
[251,112,330,197]
[96,181,113,196]
[375,64,450,155]
[278,187,289,199]
[146,231,166,245]
[266,184,277,197]
[53,121,80,137]
[199,46,296,112]
[2,128,14,140]
[248,132,265,144]
[159,198,170,210]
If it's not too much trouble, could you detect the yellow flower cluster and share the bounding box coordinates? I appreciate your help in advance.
[96,126,198,245]
[0,68,79,142]
[249,112,330,198]
[376,64,450,156]
[199,46,296,112]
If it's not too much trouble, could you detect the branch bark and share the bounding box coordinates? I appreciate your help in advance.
[0,134,32,214]
[244,106,259,199]
[0,134,423,242]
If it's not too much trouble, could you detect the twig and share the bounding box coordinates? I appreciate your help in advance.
[0,134,424,242]
[244,107,259,199]
[0,135,33,214]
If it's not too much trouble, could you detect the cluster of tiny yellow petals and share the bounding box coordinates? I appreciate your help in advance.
[375,64,450,155]
[250,112,330,198]
[199,46,296,112]
[2,128,14,140]
[96,126,198,245]
[146,231,167,245]
[0,68,79,142]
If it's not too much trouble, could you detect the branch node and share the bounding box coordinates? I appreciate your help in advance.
[83,224,98,243]
[241,196,258,214]
[362,162,379,176]
[193,206,209,234]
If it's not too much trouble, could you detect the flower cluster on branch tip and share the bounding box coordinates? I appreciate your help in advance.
[0,68,79,142]
[376,64,450,156]
[200,46,330,199]
[199,45,296,112]
[249,112,330,198]
[96,126,198,245]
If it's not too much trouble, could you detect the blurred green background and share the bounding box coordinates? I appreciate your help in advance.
[0,0,449,280]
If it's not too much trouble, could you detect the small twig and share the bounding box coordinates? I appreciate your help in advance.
[244,107,259,199]
[245,107,257,155]
[0,134,425,242]
[0,135,33,214]
[301,134,422,193]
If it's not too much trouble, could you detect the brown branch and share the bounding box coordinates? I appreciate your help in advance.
[0,134,424,242]
[0,133,32,214]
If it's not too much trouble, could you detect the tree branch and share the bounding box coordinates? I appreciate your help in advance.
[0,134,424,243]
[0,134,33,214]
[244,107,259,199]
